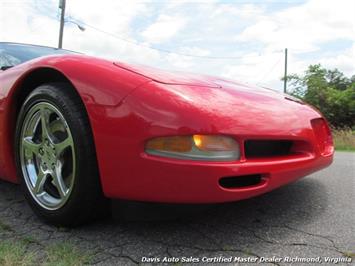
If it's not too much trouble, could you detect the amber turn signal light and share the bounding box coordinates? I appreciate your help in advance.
[145,135,240,161]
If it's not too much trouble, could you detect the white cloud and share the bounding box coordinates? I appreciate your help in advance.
[163,46,211,69]
[179,46,211,57]
[0,1,58,47]
[65,0,149,37]
[141,15,187,44]
[319,44,355,75]
[236,0,355,53]
[211,3,264,19]
[220,51,285,85]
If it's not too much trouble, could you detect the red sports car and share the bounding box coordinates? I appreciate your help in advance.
[0,42,333,226]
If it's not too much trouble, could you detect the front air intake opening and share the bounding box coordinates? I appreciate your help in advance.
[219,174,263,189]
[244,140,293,158]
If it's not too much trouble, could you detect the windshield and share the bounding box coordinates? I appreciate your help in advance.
[0,42,76,68]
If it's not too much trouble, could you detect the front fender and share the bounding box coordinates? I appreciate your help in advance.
[0,55,151,183]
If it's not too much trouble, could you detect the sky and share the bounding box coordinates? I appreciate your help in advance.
[0,0,354,91]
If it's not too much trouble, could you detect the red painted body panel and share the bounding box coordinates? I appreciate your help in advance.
[0,54,333,203]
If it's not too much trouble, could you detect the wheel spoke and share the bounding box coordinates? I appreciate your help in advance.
[34,170,47,194]
[52,161,67,199]
[22,137,40,156]
[54,137,73,157]
[40,107,52,143]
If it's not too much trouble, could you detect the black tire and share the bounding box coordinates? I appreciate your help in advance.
[15,82,108,226]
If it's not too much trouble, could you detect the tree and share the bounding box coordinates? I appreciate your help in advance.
[286,64,355,128]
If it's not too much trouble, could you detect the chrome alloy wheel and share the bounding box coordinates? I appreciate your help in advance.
[20,102,76,210]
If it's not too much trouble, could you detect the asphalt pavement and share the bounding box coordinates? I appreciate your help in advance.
[0,152,354,265]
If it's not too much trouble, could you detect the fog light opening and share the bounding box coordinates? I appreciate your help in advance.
[219,174,263,189]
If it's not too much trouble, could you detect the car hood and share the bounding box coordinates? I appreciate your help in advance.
[113,61,293,98]
[114,61,220,88]
[114,60,304,103]
[116,60,312,106]
[118,61,320,136]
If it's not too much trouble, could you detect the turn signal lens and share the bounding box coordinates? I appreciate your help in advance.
[193,135,238,151]
[145,135,240,161]
[145,136,192,152]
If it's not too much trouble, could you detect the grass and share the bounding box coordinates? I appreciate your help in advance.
[0,240,90,266]
[0,241,34,266]
[332,129,355,151]
[45,242,90,266]
[342,251,355,258]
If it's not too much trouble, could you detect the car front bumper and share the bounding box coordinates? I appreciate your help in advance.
[102,150,333,203]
